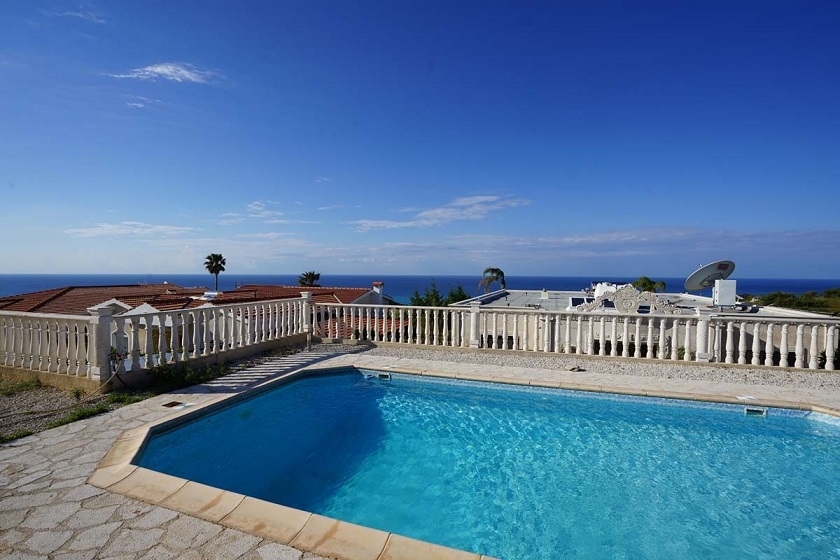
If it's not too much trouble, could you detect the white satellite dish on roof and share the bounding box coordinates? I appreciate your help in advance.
[684,260,736,292]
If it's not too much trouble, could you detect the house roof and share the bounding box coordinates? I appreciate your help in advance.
[0,283,377,315]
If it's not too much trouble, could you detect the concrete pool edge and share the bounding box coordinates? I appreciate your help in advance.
[87,361,840,560]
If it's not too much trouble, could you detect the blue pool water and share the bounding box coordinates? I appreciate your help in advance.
[136,371,840,559]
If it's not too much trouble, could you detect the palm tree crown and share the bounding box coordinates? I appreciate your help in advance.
[478,267,506,293]
[204,253,226,291]
[298,271,321,287]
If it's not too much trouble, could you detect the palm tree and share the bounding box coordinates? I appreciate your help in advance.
[298,271,321,287]
[478,267,506,293]
[204,253,226,291]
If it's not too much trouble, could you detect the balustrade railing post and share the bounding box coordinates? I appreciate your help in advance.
[795,324,805,368]
[300,292,312,349]
[826,326,836,371]
[779,324,789,367]
[750,323,761,366]
[809,325,819,370]
[469,303,480,348]
[764,323,775,367]
[86,304,115,381]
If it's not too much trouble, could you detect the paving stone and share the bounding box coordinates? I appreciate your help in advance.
[23,530,74,554]
[1,549,47,560]
[20,502,81,530]
[0,507,29,530]
[199,528,262,559]
[13,480,53,493]
[100,527,165,555]
[0,491,59,512]
[126,506,179,529]
[7,470,52,490]
[52,550,98,560]
[52,464,95,481]
[251,542,304,560]
[0,527,27,546]
[114,501,155,521]
[62,504,119,529]
[160,514,223,550]
[137,544,180,560]
[65,521,122,551]
[81,491,129,509]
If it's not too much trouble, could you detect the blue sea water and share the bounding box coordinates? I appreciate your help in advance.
[137,370,840,560]
[1,273,839,304]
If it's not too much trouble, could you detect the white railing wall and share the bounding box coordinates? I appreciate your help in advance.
[3,297,839,382]
[312,303,840,371]
[0,297,310,381]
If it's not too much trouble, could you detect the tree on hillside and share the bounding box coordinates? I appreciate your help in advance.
[204,253,226,291]
[632,276,666,293]
[478,267,506,293]
[410,281,471,307]
[298,271,321,287]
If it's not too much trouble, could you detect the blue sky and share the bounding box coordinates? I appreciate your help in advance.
[2,1,838,279]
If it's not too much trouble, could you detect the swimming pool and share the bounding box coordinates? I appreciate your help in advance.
[136,368,840,559]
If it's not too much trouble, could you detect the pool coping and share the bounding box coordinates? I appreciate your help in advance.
[87,361,840,560]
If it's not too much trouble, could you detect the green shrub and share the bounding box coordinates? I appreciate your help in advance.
[0,430,33,443]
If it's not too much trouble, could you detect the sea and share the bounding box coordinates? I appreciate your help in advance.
[1,274,839,305]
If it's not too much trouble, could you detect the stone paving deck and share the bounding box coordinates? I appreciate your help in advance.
[3,344,840,559]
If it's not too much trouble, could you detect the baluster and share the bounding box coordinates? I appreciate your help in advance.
[794,324,805,368]
[598,316,606,356]
[670,319,679,361]
[683,319,692,361]
[489,312,497,349]
[631,318,640,358]
[809,324,820,369]
[645,319,654,359]
[609,317,618,357]
[779,324,789,367]
[657,317,667,360]
[422,309,429,345]
[825,326,836,371]
[736,321,748,364]
[712,323,721,362]
[622,318,630,358]
[751,322,761,366]
[554,314,562,353]
[513,313,521,351]
[763,323,775,366]
[725,321,735,364]
[531,314,539,352]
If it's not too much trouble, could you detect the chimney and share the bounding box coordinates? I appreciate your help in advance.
[372,281,384,305]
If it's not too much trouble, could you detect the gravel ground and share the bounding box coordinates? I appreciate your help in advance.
[3,342,839,441]
[0,385,114,438]
[360,344,840,391]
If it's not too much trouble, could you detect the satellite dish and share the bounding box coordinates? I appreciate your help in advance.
[684,260,736,291]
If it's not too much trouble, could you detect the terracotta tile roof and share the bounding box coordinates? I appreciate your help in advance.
[0,283,378,315]
[0,284,205,315]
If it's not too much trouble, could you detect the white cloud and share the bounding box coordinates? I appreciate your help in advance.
[64,221,198,238]
[51,10,106,24]
[109,63,220,84]
[125,95,163,109]
[350,195,531,232]
[315,176,332,183]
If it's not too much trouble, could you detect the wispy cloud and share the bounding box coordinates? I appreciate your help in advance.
[50,10,106,24]
[220,201,284,224]
[125,95,163,109]
[64,222,198,238]
[317,205,342,211]
[109,62,220,84]
[315,176,332,183]
[350,195,531,232]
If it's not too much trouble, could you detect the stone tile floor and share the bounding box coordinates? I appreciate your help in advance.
[3,343,840,559]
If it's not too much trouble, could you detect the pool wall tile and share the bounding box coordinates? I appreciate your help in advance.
[290,514,389,560]
[162,481,245,522]
[87,462,137,488]
[379,533,482,560]
[107,466,188,503]
[221,496,312,543]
